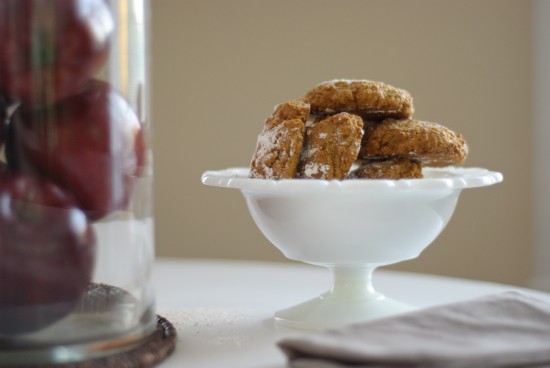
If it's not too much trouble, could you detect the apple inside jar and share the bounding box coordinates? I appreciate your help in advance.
[0,0,114,105]
[0,173,96,335]
[9,79,146,221]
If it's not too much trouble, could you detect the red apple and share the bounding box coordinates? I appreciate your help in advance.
[0,0,114,104]
[10,79,145,220]
[0,172,95,335]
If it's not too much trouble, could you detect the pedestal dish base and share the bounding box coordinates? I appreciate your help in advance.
[275,294,414,330]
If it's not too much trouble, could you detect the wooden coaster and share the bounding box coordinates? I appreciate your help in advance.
[10,315,177,368]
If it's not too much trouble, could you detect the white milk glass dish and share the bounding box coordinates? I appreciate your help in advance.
[202,167,502,329]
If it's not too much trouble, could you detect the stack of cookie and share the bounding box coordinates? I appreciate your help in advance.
[249,79,468,180]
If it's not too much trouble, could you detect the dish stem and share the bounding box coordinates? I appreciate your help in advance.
[274,264,415,330]
[325,265,383,301]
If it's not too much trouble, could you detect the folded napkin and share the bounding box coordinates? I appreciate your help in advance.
[278,291,550,368]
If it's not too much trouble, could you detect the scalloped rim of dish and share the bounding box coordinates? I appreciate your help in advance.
[201,167,503,191]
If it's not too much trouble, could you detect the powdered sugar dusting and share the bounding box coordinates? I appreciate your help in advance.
[249,124,288,178]
[249,117,306,179]
[303,162,330,178]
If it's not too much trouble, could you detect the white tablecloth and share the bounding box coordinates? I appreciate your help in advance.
[153,258,549,368]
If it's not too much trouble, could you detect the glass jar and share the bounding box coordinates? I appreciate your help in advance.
[0,0,155,364]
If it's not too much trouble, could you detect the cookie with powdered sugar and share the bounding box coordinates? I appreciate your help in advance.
[303,79,414,120]
[359,118,468,166]
[297,112,363,180]
[348,158,423,180]
[249,100,310,179]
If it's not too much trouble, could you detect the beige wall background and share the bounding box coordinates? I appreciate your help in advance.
[150,0,533,287]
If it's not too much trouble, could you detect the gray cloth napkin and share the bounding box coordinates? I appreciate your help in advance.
[278,291,550,368]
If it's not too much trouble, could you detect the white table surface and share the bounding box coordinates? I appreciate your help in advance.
[153,258,550,368]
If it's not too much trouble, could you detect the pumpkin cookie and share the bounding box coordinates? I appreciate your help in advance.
[298,112,363,179]
[348,158,423,179]
[249,100,310,179]
[303,79,414,120]
[359,118,468,166]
